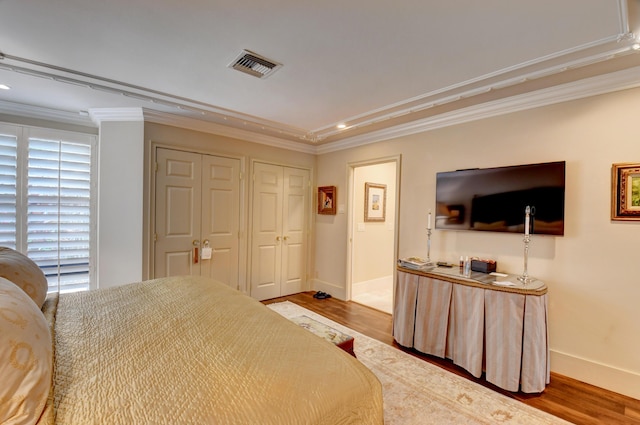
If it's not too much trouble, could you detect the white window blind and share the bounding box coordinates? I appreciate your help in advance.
[0,124,96,293]
[0,134,17,247]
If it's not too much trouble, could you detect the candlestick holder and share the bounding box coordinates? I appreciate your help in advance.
[517,234,535,284]
[426,227,432,263]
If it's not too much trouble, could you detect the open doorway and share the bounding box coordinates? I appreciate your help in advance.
[347,157,400,314]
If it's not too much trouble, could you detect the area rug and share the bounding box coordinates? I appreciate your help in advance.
[268,301,571,425]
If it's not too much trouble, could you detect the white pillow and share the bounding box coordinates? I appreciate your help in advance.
[0,277,52,425]
[0,247,48,308]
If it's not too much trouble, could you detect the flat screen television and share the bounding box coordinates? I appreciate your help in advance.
[435,161,565,235]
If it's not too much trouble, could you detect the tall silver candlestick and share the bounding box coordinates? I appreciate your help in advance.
[518,205,534,284]
[517,234,533,284]
[426,227,432,263]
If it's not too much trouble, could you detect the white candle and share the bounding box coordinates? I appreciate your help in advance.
[427,211,432,229]
[524,206,530,236]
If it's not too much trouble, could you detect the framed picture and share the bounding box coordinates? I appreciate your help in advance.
[611,163,640,221]
[364,182,386,222]
[317,186,337,215]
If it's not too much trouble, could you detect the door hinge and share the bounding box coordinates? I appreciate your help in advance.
[154,162,158,173]
[153,233,158,242]
[239,172,243,180]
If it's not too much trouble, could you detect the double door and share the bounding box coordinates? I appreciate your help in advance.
[250,162,309,300]
[154,148,240,288]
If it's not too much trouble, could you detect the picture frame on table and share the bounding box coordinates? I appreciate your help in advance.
[317,186,337,215]
[364,182,386,222]
[611,162,640,221]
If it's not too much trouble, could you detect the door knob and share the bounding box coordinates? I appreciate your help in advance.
[276,236,281,241]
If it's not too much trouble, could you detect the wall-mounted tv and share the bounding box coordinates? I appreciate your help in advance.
[435,161,566,235]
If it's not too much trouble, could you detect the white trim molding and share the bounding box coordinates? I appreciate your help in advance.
[141,109,318,155]
[1,65,640,155]
[316,65,640,154]
[89,107,145,124]
[550,349,640,399]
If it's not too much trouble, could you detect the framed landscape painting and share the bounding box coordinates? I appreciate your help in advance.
[611,163,640,221]
[364,182,386,222]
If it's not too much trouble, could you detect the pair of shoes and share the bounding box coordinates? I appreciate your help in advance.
[313,291,332,300]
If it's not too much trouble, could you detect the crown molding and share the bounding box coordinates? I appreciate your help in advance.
[140,109,318,155]
[2,65,640,157]
[89,107,145,124]
[0,99,95,127]
[311,25,639,140]
[316,65,640,155]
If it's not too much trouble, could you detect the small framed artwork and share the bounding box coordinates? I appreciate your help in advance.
[364,182,386,222]
[611,163,640,221]
[317,186,337,215]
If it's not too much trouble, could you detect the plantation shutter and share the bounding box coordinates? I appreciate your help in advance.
[27,137,92,292]
[0,123,95,293]
[0,134,17,247]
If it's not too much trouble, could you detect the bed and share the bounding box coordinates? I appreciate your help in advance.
[0,248,383,425]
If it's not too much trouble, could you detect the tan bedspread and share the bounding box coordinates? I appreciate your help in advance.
[45,276,383,424]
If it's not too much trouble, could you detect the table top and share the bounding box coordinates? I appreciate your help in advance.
[397,264,547,295]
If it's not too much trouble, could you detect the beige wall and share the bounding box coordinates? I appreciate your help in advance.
[314,86,640,398]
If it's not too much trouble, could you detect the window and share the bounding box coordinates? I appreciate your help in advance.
[0,123,96,292]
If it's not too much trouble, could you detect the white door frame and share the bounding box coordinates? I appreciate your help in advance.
[345,155,401,302]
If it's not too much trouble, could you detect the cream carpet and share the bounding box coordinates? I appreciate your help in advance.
[268,301,572,425]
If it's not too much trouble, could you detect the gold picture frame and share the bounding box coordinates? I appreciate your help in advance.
[611,163,640,221]
[364,182,386,222]
[317,186,337,215]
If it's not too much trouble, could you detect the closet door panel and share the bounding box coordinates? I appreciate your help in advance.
[280,167,308,296]
[155,148,202,278]
[250,163,283,300]
[200,155,240,288]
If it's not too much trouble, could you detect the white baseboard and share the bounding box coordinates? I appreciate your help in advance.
[311,278,346,301]
[550,349,640,399]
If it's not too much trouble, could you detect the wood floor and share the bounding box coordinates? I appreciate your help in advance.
[263,291,640,425]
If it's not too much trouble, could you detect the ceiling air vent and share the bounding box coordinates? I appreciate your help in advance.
[228,50,282,79]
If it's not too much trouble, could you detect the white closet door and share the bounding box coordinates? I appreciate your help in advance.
[280,166,309,296]
[250,162,309,300]
[155,148,240,288]
[155,148,202,278]
[250,162,283,300]
[200,155,241,288]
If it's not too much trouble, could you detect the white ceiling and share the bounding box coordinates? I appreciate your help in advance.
[1,1,640,151]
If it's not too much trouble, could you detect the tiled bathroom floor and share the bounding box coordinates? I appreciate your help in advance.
[351,276,393,314]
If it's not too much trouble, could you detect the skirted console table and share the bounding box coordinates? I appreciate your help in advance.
[394,265,549,393]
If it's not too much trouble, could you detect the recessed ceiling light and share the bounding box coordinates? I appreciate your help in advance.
[337,123,347,129]
[0,84,10,90]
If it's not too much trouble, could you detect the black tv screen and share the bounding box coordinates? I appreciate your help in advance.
[435,161,565,235]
